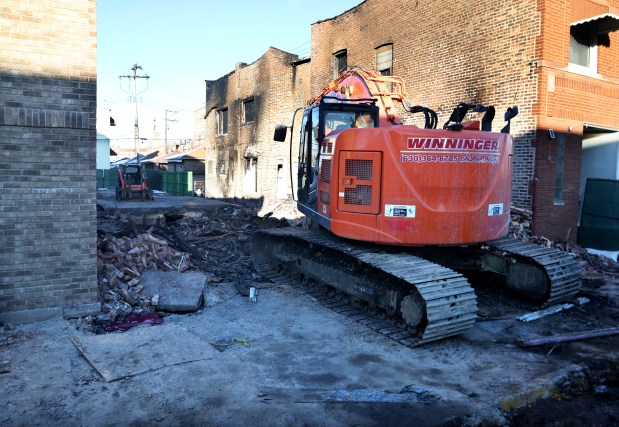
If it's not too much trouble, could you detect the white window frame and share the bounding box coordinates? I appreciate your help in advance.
[568,26,599,77]
[217,108,228,135]
[376,43,393,76]
[242,98,255,123]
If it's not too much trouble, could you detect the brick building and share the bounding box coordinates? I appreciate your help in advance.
[0,1,99,321]
[309,0,619,242]
[196,47,310,206]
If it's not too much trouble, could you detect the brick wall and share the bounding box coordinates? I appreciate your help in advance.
[0,0,98,319]
[310,0,619,242]
[531,132,582,241]
[199,48,310,206]
[531,0,619,240]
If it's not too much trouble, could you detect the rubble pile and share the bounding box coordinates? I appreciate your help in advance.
[96,206,292,322]
[508,207,533,241]
[95,203,617,325]
[509,206,579,251]
[508,207,619,276]
[97,231,193,321]
[580,251,619,276]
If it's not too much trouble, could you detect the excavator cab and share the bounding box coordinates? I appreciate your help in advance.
[297,99,379,215]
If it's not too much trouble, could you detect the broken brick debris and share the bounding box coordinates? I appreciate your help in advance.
[94,205,292,330]
[508,207,619,277]
[92,203,617,332]
[96,230,193,322]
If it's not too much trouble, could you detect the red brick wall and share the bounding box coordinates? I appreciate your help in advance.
[532,0,619,240]
[531,132,582,241]
[598,31,619,79]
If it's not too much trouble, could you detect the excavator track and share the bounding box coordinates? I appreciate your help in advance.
[251,227,477,346]
[484,237,581,306]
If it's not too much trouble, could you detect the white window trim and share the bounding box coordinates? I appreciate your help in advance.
[242,98,255,124]
[567,43,599,77]
[568,28,599,77]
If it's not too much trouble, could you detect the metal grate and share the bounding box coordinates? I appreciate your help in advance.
[344,185,372,206]
[320,191,330,205]
[345,159,372,180]
[320,159,331,184]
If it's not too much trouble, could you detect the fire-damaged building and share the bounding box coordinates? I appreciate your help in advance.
[198,0,619,244]
[196,48,310,206]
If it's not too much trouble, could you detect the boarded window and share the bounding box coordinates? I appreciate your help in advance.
[242,97,256,123]
[376,44,393,76]
[217,108,228,134]
[333,49,347,78]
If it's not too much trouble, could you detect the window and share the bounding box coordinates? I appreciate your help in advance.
[242,98,256,123]
[207,160,214,175]
[376,44,393,76]
[333,49,347,78]
[569,14,619,74]
[554,134,565,204]
[217,108,228,134]
[569,26,598,73]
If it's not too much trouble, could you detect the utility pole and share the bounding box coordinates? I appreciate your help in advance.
[165,109,178,153]
[119,64,149,164]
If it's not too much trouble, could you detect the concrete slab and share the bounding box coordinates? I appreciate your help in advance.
[1,303,101,325]
[63,303,102,319]
[71,323,217,382]
[0,306,63,324]
[140,270,207,312]
[96,192,235,216]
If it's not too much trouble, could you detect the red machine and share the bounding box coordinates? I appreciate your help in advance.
[115,164,153,201]
[255,69,580,345]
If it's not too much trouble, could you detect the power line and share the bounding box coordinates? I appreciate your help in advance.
[165,109,179,154]
[289,40,311,58]
[119,64,150,164]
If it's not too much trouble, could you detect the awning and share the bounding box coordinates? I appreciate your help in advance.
[572,13,619,33]
[584,122,619,133]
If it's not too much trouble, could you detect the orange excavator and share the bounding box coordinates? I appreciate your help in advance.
[252,68,580,345]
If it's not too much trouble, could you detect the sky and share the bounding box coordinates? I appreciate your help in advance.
[97,1,362,139]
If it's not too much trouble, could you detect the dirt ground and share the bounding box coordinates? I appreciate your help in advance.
[1,202,618,426]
